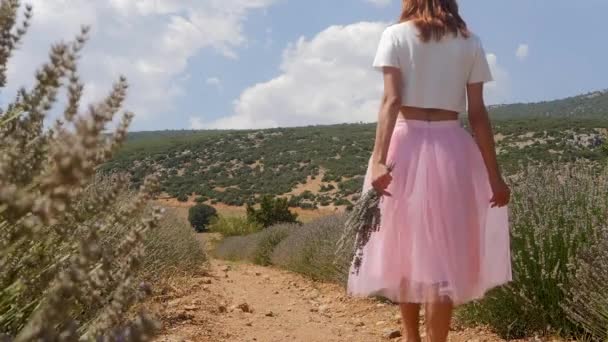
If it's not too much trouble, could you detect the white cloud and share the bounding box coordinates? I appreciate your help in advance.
[191,22,387,130]
[486,53,511,104]
[206,77,222,90]
[191,21,511,130]
[515,43,529,61]
[365,0,392,7]
[5,0,277,128]
[189,116,205,130]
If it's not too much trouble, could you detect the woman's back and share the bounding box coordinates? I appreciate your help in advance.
[373,21,493,116]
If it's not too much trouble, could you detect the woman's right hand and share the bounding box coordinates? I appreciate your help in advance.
[371,162,393,197]
[490,176,510,208]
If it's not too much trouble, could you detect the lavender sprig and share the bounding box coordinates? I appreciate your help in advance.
[335,162,395,275]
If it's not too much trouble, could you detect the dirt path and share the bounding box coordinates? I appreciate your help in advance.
[149,235,523,342]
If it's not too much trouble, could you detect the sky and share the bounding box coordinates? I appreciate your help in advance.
[4,0,608,131]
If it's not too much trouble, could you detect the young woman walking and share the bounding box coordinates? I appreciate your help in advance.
[347,1,512,341]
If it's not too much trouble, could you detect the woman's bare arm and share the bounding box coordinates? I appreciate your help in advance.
[466,83,501,181]
[467,82,510,207]
[370,66,402,195]
[372,67,402,164]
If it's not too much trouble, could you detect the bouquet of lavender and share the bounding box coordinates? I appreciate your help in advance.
[335,162,395,275]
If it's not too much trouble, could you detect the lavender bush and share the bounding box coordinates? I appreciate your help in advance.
[212,233,260,262]
[563,225,608,340]
[459,162,608,338]
[272,214,351,283]
[0,1,205,339]
[213,223,296,266]
[139,208,207,281]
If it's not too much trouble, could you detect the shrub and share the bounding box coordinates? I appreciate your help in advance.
[299,202,317,210]
[458,162,607,338]
[320,184,335,192]
[0,2,163,337]
[208,215,263,237]
[188,203,218,232]
[177,193,189,202]
[246,195,299,228]
[333,198,352,206]
[272,214,351,283]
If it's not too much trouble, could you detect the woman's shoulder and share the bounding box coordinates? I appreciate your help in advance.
[380,21,418,43]
[384,21,417,35]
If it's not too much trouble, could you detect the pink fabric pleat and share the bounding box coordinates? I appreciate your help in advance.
[346,118,512,305]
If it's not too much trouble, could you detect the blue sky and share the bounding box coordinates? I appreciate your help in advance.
[7,0,608,131]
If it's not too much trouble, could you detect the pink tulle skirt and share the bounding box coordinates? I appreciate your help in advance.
[346,118,512,305]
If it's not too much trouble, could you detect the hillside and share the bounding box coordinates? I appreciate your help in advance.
[102,91,608,211]
[488,89,608,119]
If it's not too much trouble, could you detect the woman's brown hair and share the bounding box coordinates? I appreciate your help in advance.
[400,0,469,42]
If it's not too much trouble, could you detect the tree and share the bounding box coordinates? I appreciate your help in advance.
[246,195,299,228]
[188,204,218,232]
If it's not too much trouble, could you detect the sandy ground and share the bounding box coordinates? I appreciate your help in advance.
[147,234,541,342]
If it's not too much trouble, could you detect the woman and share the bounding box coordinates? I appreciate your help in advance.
[346,1,512,341]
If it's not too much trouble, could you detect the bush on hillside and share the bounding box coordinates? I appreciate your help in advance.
[188,203,218,232]
[246,195,299,228]
[0,2,164,337]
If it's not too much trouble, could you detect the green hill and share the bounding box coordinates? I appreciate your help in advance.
[488,89,608,119]
[101,90,608,210]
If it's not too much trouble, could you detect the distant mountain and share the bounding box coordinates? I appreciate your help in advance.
[488,90,608,119]
[102,90,608,210]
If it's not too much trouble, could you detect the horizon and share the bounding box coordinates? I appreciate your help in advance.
[124,88,608,133]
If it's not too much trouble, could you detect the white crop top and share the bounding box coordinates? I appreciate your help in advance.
[372,21,494,113]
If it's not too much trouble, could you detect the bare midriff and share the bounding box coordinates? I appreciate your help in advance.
[399,106,459,121]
